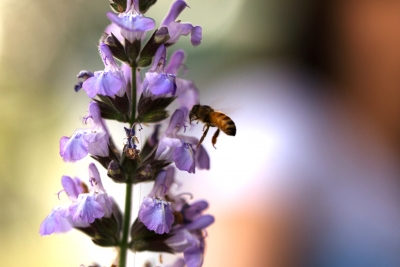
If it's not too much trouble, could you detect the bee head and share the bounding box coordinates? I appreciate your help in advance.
[189,104,200,123]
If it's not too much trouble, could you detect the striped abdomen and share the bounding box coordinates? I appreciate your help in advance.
[210,112,236,136]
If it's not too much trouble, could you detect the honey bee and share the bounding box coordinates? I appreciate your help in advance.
[189,104,236,148]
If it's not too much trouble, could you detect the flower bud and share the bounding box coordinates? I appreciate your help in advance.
[107,160,126,183]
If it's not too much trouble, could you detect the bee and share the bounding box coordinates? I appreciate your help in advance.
[189,104,236,148]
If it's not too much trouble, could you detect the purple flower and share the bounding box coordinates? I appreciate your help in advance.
[142,45,177,97]
[155,136,195,173]
[139,169,175,234]
[69,163,113,223]
[39,164,113,235]
[155,109,209,172]
[60,102,109,162]
[165,50,200,120]
[161,0,202,46]
[39,206,73,236]
[82,42,126,98]
[166,215,214,267]
[107,0,155,43]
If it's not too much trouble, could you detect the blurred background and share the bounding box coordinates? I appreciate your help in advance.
[2,0,400,266]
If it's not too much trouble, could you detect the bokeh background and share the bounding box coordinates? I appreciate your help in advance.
[2,0,400,266]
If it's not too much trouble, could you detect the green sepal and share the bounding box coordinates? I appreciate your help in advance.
[125,38,141,64]
[129,218,174,253]
[120,151,138,174]
[137,27,170,68]
[94,94,129,123]
[107,160,127,183]
[138,0,158,13]
[106,33,130,63]
[138,110,169,123]
[132,148,170,183]
[137,94,176,123]
[75,201,122,247]
[91,145,121,170]
[110,0,126,13]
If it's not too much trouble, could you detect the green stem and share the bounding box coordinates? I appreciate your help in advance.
[130,64,137,123]
[119,174,133,267]
[119,62,138,267]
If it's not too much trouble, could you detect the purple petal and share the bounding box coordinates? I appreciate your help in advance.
[165,109,185,135]
[87,101,103,126]
[195,144,209,170]
[150,44,166,71]
[176,79,199,114]
[165,50,186,75]
[183,201,209,221]
[83,70,125,98]
[166,228,195,252]
[165,22,192,44]
[185,215,214,231]
[104,22,123,42]
[107,12,155,42]
[144,72,176,95]
[161,0,188,26]
[184,245,203,267]
[148,170,167,197]
[69,194,105,223]
[39,207,72,236]
[190,26,202,46]
[61,176,81,201]
[169,258,186,267]
[139,197,174,234]
[155,137,182,160]
[95,193,113,218]
[86,133,109,157]
[88,163,107,192]
[59,133,89,162]
[174,141,195,173]
[148,167,174,197]
[99,43,118,70]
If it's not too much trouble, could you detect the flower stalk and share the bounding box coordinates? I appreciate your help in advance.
[120,173,133,267]
[40,0,215,266]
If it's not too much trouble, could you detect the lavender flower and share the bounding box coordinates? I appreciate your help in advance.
[59,102,109,162]
[165,50,200,121]
[107,0,155,43]
[44,0,216,266]
[142,45,177,97]
[82,42,126,98]
[69,163,113,223]
[166,215,214,267]
[139,168,175,234]
[40,164,114,236]
[155,109,196,173]
[161,0,202,46]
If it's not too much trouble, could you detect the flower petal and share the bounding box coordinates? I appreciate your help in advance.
[161,0,188,26]
[184,244,203,267]
[69,194,105,223]
[190,26,202,46]
[183,201,209,221]
[39,207,72,236]
[139,197,175,234]
[82,70,125,98]
[61,176,81,201]
[59,133,89,162]
[174,141,195,173]
[165,50,186,75]
[88,163,107,193]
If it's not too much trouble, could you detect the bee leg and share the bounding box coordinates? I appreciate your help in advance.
[212,129,220,149]
[198,125,210,148]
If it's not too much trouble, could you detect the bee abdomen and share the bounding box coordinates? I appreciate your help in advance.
[212,112,236,136]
